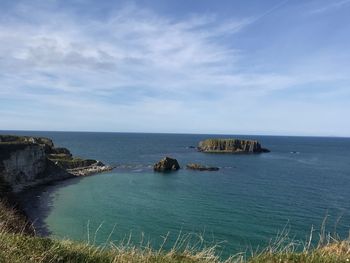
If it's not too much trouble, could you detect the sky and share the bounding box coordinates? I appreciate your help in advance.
[0,0,349,136]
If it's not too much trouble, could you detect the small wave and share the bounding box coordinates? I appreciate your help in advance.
[115,164,146,169]
[221,166,237,169]
[115,164,153,172]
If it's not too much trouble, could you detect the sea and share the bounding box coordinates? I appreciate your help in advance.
[6,131,350,258]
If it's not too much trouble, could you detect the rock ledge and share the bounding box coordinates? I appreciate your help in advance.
[186,163,219,171]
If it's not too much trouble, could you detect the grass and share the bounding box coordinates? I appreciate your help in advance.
[0,197,34,235]
[0,227,349,263]
[249,240,350,262]
[0,197,350,262]
[0,230,237,263]
[248,234,350,263]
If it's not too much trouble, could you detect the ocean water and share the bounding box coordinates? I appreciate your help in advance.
[9,131,350,257]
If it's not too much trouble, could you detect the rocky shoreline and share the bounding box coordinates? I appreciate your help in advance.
[0,135,113,192]
[67,163,113,176]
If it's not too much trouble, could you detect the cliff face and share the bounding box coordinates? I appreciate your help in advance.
[1,144,47,185]
[0,135,112,192]
[198,138,270,153]
[0,138,71,192]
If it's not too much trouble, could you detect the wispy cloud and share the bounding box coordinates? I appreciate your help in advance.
[0,1,349,135]
[308,0,350,14]
[0,3,265,100]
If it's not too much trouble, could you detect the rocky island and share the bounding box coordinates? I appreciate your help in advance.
[0,135,113,192]
[186,163,219,171]
[198,138,270,153]
[154,157,180,172]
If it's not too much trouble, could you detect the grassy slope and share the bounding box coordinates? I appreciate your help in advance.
[249,244,350,263]
[0,193,349,262]
[0,231,349,263]
[0,231,230,263]
[0,199,30,234]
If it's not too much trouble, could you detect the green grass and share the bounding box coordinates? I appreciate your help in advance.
[0,231,237,263]
[0,230,349,263]
[249,241,350,263]
[0,198,350,262]
[249,251,350,263]
[0,198,34,235]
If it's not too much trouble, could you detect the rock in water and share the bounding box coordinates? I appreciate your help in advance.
[154,157,180,172]
[198,138,270,153]
[186,163,219,171]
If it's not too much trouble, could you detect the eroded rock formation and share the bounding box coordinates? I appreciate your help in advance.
[198,138,270,153]
[154,157,180,172]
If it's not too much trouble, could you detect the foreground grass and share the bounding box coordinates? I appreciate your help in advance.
[0,197,34,235]
[1,198,350,263]
[0,231,237,263]
[0,230,350,263]
[249,242,350,263]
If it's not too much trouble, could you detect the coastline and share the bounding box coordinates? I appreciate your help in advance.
[15,175,87,236]
[1,133,350,262]
[1,166,114,238]
[0,134,114,237]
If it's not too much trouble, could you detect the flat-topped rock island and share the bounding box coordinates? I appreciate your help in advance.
[198,138,270,153]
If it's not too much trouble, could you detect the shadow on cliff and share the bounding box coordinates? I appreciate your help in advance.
[17,176,85,236]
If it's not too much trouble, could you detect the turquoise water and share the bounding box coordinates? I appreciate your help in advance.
[11,131,350,257]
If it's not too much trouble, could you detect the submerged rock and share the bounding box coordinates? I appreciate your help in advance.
[154,157,180,172]
[186,163,219,171]
[198,138,270,153]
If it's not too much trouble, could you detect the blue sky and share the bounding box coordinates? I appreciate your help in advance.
[0,0,349,136]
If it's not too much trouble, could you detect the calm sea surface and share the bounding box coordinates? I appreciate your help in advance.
[8,131,350,257]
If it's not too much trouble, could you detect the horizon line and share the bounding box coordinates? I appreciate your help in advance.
[0,129,349,139]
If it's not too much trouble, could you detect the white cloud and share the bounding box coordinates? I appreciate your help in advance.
[0,3,262,99]
[0,2,349,136]
[308,0,350,14]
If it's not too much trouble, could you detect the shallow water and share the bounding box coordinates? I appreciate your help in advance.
[11,131,350,257]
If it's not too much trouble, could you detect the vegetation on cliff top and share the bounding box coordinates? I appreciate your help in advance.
[198,138,269,153]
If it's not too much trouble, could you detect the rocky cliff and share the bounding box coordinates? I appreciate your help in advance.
[198,138,270,153]
[0,135,112,192]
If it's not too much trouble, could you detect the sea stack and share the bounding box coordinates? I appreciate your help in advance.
[154,157,180,172]
[198,138,270,153]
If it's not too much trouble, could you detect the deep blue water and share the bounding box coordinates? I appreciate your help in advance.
[6,131,350,257]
